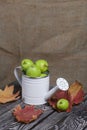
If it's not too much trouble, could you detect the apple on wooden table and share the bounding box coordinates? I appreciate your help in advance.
[56,98,69,111]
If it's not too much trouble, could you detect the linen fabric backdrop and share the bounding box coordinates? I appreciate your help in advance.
[0,0,87,92]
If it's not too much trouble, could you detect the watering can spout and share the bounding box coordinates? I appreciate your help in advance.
[45,78,69,100]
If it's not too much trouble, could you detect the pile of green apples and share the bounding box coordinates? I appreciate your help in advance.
[21,58,49,78]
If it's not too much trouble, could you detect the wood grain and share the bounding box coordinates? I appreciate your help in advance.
[0,81,87,130]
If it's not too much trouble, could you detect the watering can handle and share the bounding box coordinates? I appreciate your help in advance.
[14,66,22,86]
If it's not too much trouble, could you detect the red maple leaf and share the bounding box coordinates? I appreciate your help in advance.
[13,105,43,123]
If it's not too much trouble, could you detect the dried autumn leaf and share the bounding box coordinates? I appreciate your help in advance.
[67,81,84,112]
[0,85,20,103]
[68,80,84,105]
[13,105,43,123]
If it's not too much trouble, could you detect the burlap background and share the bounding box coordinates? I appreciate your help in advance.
[0,0,87,92]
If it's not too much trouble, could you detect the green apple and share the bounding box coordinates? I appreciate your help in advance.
[21,59,34,72]
[40,73,47,78]
[26,65,41,78]
[56,98,69,111]
[35,59,48,72]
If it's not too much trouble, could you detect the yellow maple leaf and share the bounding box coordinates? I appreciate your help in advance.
[0,85,20,103]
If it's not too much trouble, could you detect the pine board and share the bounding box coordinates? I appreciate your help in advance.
[0,81,87,130]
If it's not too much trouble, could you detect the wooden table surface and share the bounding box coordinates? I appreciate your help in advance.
[0,81,87,130]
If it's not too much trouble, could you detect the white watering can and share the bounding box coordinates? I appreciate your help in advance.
[14,66,69,105]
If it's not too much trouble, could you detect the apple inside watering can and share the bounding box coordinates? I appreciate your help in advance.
[14,59,69,105]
